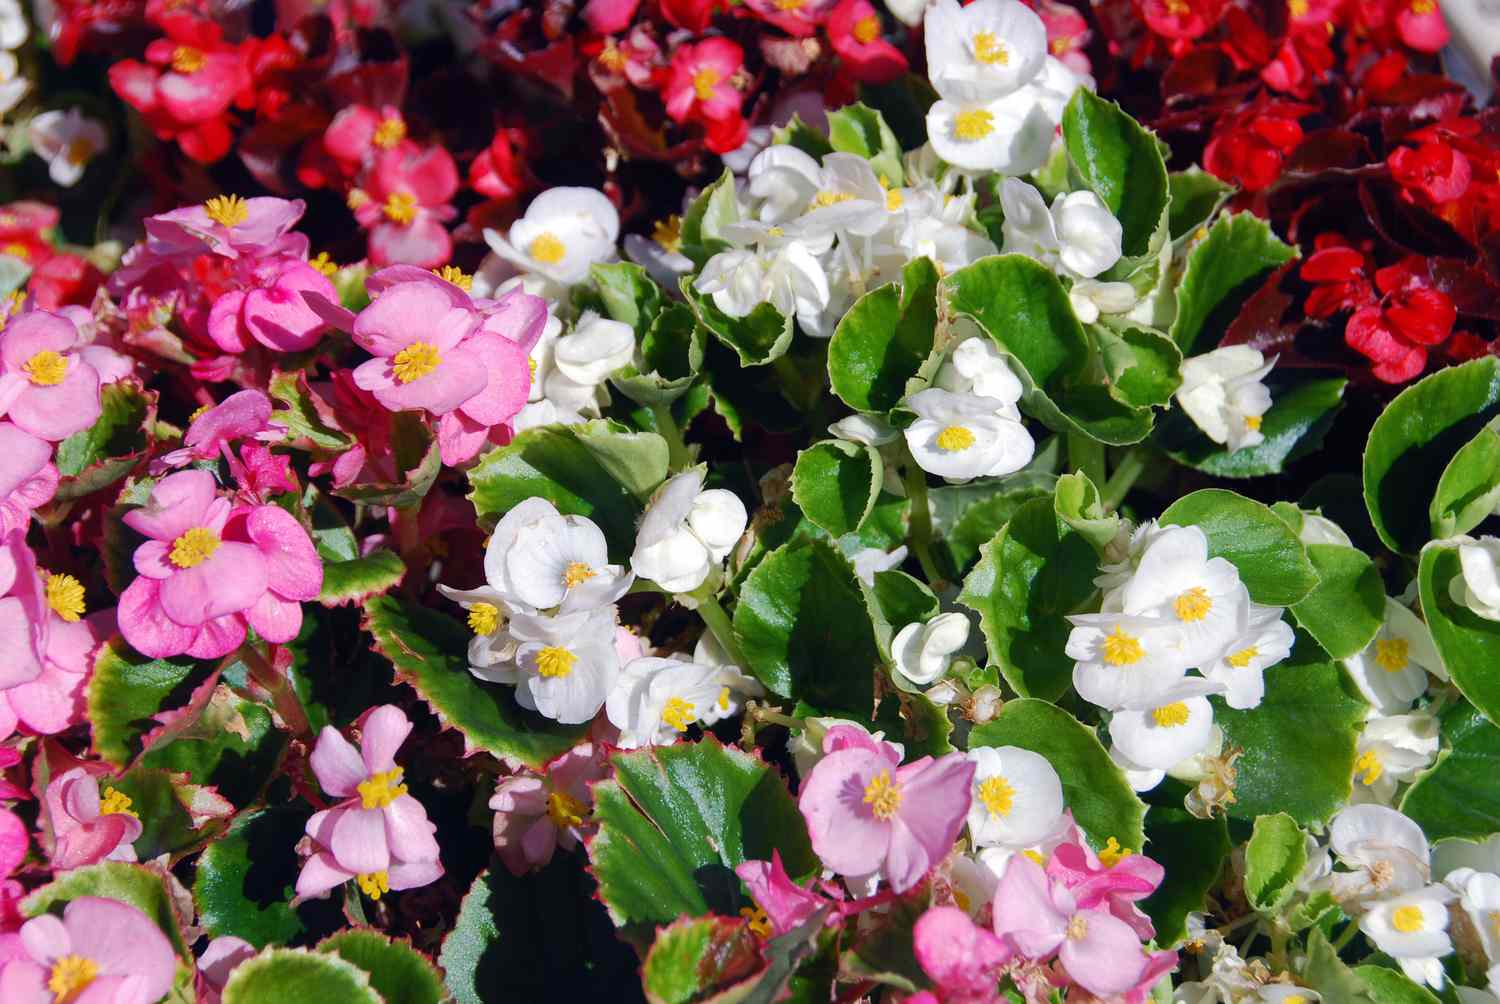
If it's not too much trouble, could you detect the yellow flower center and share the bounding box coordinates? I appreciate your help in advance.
[536,646,577,679]
[65,139,95,166]
[1288,0,1309,14]
[741,905,773,938]
[47,955,99,1004]
[563,562,596,588]
[1355,750,1384,787]
[1165,0,1190,13]
[1245,414,1263,431]
[1065,915,1088,939]
[546,790,588,829]
[432,265,471,290]
[1226,645,1258,668]
[886,189,904,211]
[383,191,417,225]
[774,0,804,8]
[392,341,441,383]
[1284,997,1308,1004]
[972,31,1010,65]
[767,226,784,238]
[813,190,854,208]
[692,67,722,101]
[978,775,1014,817]
[1098,836,1132,868]
[23,350,68,386]
[1391,904,1425,933]
[98,787,137,819]
[1410,0,1435,13]
[653,215,683,253]
[2,243,29,261]
[308,251,338,276]
[171,45,205,73]
[203,194,248,227]
[936,425,976,451]
[528,232,567,265]
[373,117,407,149]
[1022,849,1047,866]
[853,14,882,44]
[44,572,86,622]
[0,290,23,331]
[347,188,371,210]
[1102,625,1144,666]
[467,602,499,636]
[1174,586,1212,622]
[598,42,626,72]
[717,686,731,711]
[1152,702,1191,728]
[357,870,390,900]
[1375,637,1410,672]
[169,527,220,569]
[358,767,408,810]
[662,696,696,732]
[863,769,902,820]
[953,109,995,141]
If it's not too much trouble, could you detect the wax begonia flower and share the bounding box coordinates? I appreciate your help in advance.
[1176,346,1275,452]
[207,258,336,354]
[926,90,1058,175]
[606,655,764,748]
[694,238,832,331]
[1202,603,1294,710]
[298,705,442,901]
[1351,712,1440,805]
[998,179,1123,279]
[1342,599,1442,715]
[1117,523,1250,667]
[1325,804,1432,906]
[912,906,1012,1002]
[631,470,748,594]
[965,745,1065,850]
[1453,536,1500,622]
[735,851,831,937]
[0,896,176,1004]
[145,195,307,262]
[1446,868,1500,965]
[798,725,974,893]
[159,388,276,469]
[903,388,1034,483]
[1108,678,1224,783]
[0,548,106,736]
[1361,885,1456,989]
[827,0,907,85]
[27,109,108,188]
[486,187,620,288]
[43,767,142,870]
[355,145,460,269]
[508,607,621,724]
[0,422,58,537]
[935,335,1024,404]
[544,313,635,412]
[322,104,409,179]
[197,936,255,1004]
[924,0,1048,104]
[662,38,745,134]
[0,309,103,441]
[788,719,905,780]
[220,504,324,644]
[489,743,607,875]
[892,612,971,686]
[1066,612,1189,710]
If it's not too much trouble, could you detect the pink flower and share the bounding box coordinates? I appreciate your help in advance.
[913,906,1012,1004]
[0,424,57,537]
[207,258,336,354]
[663,38,745,127]
[736,850,837,936]
[219,503,322,643]
[0,535,46,693]
[1044,816,1164,941]
[159,389,276,470]
[196,936,255,1004]
[0,808,26,879]
[0,548,107,736]
[43,767,142,870]
[582,0,642,34]
[490,743,608,875]
[1395,0,1448,53]
[323,104,410,180]
[354,146,459,268]
[827,0,907,85]
[144,195,307,262]
[0,310,102,441]
[744,0,837,36]
[0,895,177,1004]
[798,725,974,893]
[297,705,442,901]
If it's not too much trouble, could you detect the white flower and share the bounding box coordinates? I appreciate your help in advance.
[542,311,635,411]
[1202,603,1294,710]
[1326,803,1432,905]
[924,0,1048,104]
[0,50,27,116]
[623,230,693,288]
[1259,987,1321,1004]
[892,612,971,686]
[926,91,1057,175]
[789,717,904,779]
[950,852,1002,918]
[1360,885,1456,989]
[1342,599,1443,715]
[0,0,24,49]
[511,399,585,433]
[887,0,933,28]
[806,231,912,338]
[1352,712,1440,805]
[1095,518,1171,601]
[935,334,1024,405]
[1300,512,1352,547]
[27,108,108,188]
[747,145,823,224]
[481,497,633,614]
[850,545,909,585]
[526,302,565,404]
[1108,678,1224,776]
[1068,279,1138,324]
[903,387,1034,482]
[1067,612,1190,710]
[829,413,898,446]
[606,655,764,748]
[693,240,831,331]
[965,745,1064,849]
[1117,524,1251,668]
[1435,833,1500,882]
[997,178,1056,261]
[631,470,748,593]
[1447,868,1500,965]
[1453,536,1500,622]
[1176,346,1276,452]
[510,607,621,724]
[435,582,519,680]
[485,187,620,287]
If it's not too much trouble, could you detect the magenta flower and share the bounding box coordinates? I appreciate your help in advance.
[297,705,442,901]
[43,767,142,870]
[1045,815,1164,941]
[490,742,607,876]
[798,726,974,893]
[0,422,57,540]
[157,389,275,470]
[912,906,1012,1004]
[0,896,176,1004]
[736,851,833,936]
[207,258,336,354]
[0,311,102,441]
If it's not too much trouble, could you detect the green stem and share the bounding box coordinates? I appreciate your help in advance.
[1067,430,1106,487]
[902,461,945,587]
[771,355,815,411]
[649,402,693,471]
[1100,447,1149,511]
[1331,918,1361,953]
[698,594,749,669]
[238,644,312,740]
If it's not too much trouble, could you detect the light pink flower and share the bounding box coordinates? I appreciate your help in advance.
[0,549,108,736]
[0,535,46,693]
[219,504,322,643]
[0,896,177,1004]
[913,906,1012,1004]
[582,0,642,33]
[1044,815,1164,941]
[355,146,459,268]
[207,258,336,354]
[43,767,142,870]
[0,310,102,441]
[196,936,255,1004]
[798,727,974,893]
[490,743,608,876]
[145,195,308,262]
[0,808,25,878]
[0,425,56,542]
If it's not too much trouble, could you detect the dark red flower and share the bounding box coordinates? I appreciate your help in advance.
[469,127,532,203]
[1203,104,1307,193]
[1388,142,1472,205]
[1141,0,1224,41]
[1301,237,1376,318]
[1345,257,1458,383]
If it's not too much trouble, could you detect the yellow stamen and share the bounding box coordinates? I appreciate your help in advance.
[1022,849,1047,866]
[563,562,596,588]
[23,350,67,386]
[652,215,683,253]
[2,243,29,261]
[346,188,371,210]
[1245,414,1263,431]
[358,767,407,810]
[169,527,220,569]
[1288,0,1309,15]
[0,290,23,331]
[536,646,577,679]
[372,117,407,149]
[382,191,417,225]
[546,789,588,829]
[717,686,730,711]
[45,573,86,622]
[1098,836,1132,868]
[1065,915,1088,939]
[886,189,904,211]
[308,251,338,276]
[774,0,804,8]
[972,31,1010,65]
[1375,637,1410,672]
[1391,904,1424,933]
[978,775,1014,818]
[391,341,441,383]
[528,232,567,265]
[98,787,136,819]
[1152,702,1191,727]
[65,139,95,166]
[1226,645,1258,668]
[203,194,248,227]
[432,265,471,290]
[1173,586,1212,622]
[1355,750,1384,787]
[953,108,995,141]
[741,905,773,938]
[47,955,99,1004]
[1410,0,1436,13]
[863,769,903,820]
[692,67,722,101]
[853,14,881,44]
[935,425,975,451]
[598,42,626,72]
[1285,997,1309,1004]
[357,870,390,900]
[662,696,696,732]
[171,45,205,74]
[467,602,499,636]
[1102,626,1144,667]
[813,190,854,208]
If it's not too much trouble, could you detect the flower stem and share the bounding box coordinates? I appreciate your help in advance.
[649,402,693,471]
[1067,430,1106,487]
[902,460,945,587]
[1100,447,1149,511]
[698,593,749,670]
[238,643,313,740]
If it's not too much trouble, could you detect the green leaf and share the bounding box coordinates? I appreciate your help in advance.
[1418,543,1500,726]
[1364,358,1500,554]
[957,497,1098,701]
[680,169,741,268]
[791,440,882,538]
[612,303,704,406]
[968,698,1146,851]
[1401,701,1500,841]
[944,255,1153,446]
[1354,967,1442,1004]
[1167,167,1234,241]
[268,370,351,451]
[319,929,447,1004]
[641,916,764,1004]
[319,549,405,607]
[930,477,1056,577]
[364,595,586,768]
[828,257,939,413]
[588,738,817,929]
[1243,812,1308,913]
[1053,471,1122,553]
[1213,634,1367,825]
[1168,212,1297,354]
[733,537,881,712]
[333,415,440,508]
[1430,425,1500,539]
[467,420,668,558]
[1304,929,1376,1004]
[26,861,190,956]
[1139,808,1228,947]
[870,570,940,635]
[54,379,153,499]
[592,262,662,334]
[1290,544,1386,660]
[1091,325,1181,409]
[1159,374,1347,479]
[683,280,796,368]
[826,102,904,186]
[222,948,381,1004]
[106,766,230,860]
[87,637,215,766]
[1061,89,1169,259]
[1160,489,1318,606]
[772,114,835,159]
[141,687,288,806]
[195,808,319,948]
[858,76,938,152]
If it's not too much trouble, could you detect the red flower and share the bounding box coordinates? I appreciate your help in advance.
[581,0,642,34]
[27,255,105,311]
[1395,0,1448,53]
[1301,236,1376,319]
[1038,0,1092,76]
[826,0,907,85]
[743,0,838,38]
[660,37,747,153]
[1140,0,1224,41]
[1203,104,1307,193]
[1345,258,1458,383]
[469,127,532,203]
[659,0,719,32]
[1388,141,1472,205]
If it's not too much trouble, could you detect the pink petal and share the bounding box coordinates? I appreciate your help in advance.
[245,505,322,601]
[0,598,41,689]
[0,423,52,499]
[368,218,452,270]
[310,727,366,798]
[351,281,474,358]
[244,264,334,353]
[156,55,240,123]
[0,958,49,1003]
[359,705,412,774]
[122,469,217,542]
[296,851,353,898]
[205,290,250,354]
[913,906,1012,995]
[52,816,130,870]
[992,856,1068,959]
[388,858,443,890]
[455,331,531,427]
[797,747,892,880]
[479,288,548,352]
[132,540,176,580]
[372,347,487,416]
[0,312,77,370]
[436,410,491,467]
[184,389,272,454]
[330,805,391,875]
[9,361,100,442]
[62,896,175,1000]
[0,810,26,878]
[1057,909,1149,997]
[19,914,69,964]
[158,542,267,626]
[244,590,303,644]
[383,794,439,863]
[184,614,245,659]
[736,852,824,935]
[885,755,973,891]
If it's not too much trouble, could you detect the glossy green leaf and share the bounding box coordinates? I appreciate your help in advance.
[1290,544,1386,660]
[1430,424,1500,539]
[1168,212,1297,354]
[1061,89,1170,259]
[1243,812,1307,913]
[1159,374,1347,479]
[268,370,351,451]
[1354,966,1442,1004]
[1140,808,1228,947]
[319,549,405,607]
[930,477,1056,577]
[1167,167,1234,241]
[771,114,835,159]
[54,379,153,500]
[828,257,939,413]
[1418,543,1500,726]
[683,283,796,368]
[1160,489,1318,606]
[641,916,765,1004]
[826,102,904,186]
[680,169,740,267]
[1401,702,1500,841]
[319,929,447,1004]
[26,861,190,955]
[612,303,704,406]
[87,637,215,766]
[1091,325,1181,409]
[1304,929,1375,1004]
[141,687,287,806]
[195,807,327,948]
[791,440,882,538]
[222,948,381,1004]
[1053,471,1122,553]
[592,261,663,334]
[107,766,229,860]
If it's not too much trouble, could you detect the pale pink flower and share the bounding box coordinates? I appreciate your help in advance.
[1044,814,1164,941]
[0,896,177,1004]
[0,534,47,694]
[913,906,1012,1004]
[43,767,142,870]
[196,936,255,1004]
[0,424,57,538]
[490,743,607,875]
[145,195,308,262]
[0,310,102,441]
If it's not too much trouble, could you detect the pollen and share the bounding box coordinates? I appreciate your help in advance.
[66,139,95,166]
[357,870,390,900]
[1065,915,1088,940]
[1375,637,1410,672]
[1102,625,1144,666]
[47,955,99,1003]
[717,686,730,710]
[309,251,338,276]
[1226,645,1258,668]
[813,190,854,207]
[2,243,29,261]
[373,116,407,149]
[597,42,626,72]
[546,789,588,829]
[528,232,567,265]
[1173,586,1213,622]
[1288,0,1309,14]
[563,562,596,588]
[1410,0,1436,12]
[1165,0,1190,13]
[978,775,1015,818]
[358,767,408,810]
[1244,414,1263,431]
[886,189,904,210]
[171,45,205,74]
[741,905,773,938]
[203,194,248,227]
[1355,749,1384,787]
[99,787,137,819]
[432,265,472,290]
[953,108,995,141]
[347,188,371,210]
[169,527,220,569]
[383,191,417,225]
[972,31,1010,65]
[774,0,804,8]
[692,67,722,101]
[863,769,903,820]
[1391,904,1425,933]
[1098,836,1133,867]
[662,696,696,732]
[1285,997,1309,1004]
[45,572,87,622]
[653,215,683,253]
[1152,702,1192,728]
[23,350,67,386]
[853,14,881,44]
[936,425,976,451]
[467,602,499,636]
[392,341,441,383]
[536,646,577,679]
[1022,849,1046,866]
